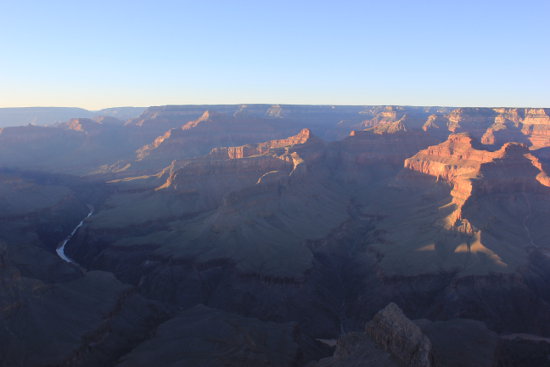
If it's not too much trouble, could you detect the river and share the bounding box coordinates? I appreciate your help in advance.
[56,206,94,264]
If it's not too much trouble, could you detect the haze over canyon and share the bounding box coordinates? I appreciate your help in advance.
[1,104,550,366]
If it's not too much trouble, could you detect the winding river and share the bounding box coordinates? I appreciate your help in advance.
[56,206,94,264]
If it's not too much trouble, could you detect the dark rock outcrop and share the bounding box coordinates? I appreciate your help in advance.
[366,303,433,367]
[316,304,503,367]
[314,303,432,367]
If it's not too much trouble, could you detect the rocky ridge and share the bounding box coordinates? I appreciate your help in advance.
[315,303,432,367]
[404,133,550,234]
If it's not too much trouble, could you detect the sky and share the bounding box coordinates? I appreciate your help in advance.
[0,0,548,109]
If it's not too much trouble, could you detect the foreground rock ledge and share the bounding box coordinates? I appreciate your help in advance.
[366,303,432,367]
[314,303,433,367]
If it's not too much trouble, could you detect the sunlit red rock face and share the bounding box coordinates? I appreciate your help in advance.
[65,117,100,132]
[358,106,441,131]
[405,133,550,217]
[405,134,497,212]
[209,128,317,159]
[132,110,301,173]
[393,107,550,164]
[445,108,495,137]
[154,128,325,218]
[125,105,211,131]
[132,126,318,196]
[63,116,124,133]
[478,108,550,149]
[521,108,550,149]
[343,106,550,152]
[402,134,550,275]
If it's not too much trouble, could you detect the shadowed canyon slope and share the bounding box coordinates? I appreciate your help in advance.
[1,104,550,366]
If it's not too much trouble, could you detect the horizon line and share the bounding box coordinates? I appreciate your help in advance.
[1,103,549,111]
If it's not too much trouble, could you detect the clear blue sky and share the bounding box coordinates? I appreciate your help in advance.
[0,0,548,109]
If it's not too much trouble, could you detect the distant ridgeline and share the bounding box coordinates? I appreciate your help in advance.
[0,106,146,127]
